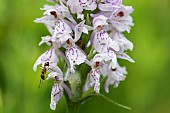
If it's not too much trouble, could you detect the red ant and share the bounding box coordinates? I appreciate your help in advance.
[38,62,49,88]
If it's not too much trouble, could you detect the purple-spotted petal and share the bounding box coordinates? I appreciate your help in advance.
[53,19,72,36]
[89,69,101,93]
[93,30,110,53]
[50,82,63,110]
[33,48,58,71]
[79,0,97,11]
[107,50,117,69]
[67,0,83,14]
[65,46,87,65]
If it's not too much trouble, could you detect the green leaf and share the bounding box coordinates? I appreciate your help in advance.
[95,93,132,110]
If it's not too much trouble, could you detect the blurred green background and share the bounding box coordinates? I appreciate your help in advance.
[0,0,170,113]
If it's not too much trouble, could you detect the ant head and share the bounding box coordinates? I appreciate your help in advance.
[44,62,49,67]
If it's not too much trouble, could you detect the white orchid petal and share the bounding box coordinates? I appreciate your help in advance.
[79,0,97,11]
[101,0,122,5]
[117,53,135,63]
[93,30,111,53]
[53,19,72,37]
[98,3,120,11]
[93,15,108,29]
[85,25,94,31]
[33,54,44,71]
[77,13,84,20]
[65,46,87,66]
[104,74,112,93]
[109,20,130,33]
[82,27,88,34]
[34,15,56,27]
[46,72,57,80]
[89,69,101,93]
[50,83,63,110]
[45,24,54,35]
[118,33,133,51]
[33,48,59,72]
[39,36,52,46]
[67,0,83,14]
[83,74,91,92]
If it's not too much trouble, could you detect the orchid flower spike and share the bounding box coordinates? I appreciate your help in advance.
[33,0,134,111]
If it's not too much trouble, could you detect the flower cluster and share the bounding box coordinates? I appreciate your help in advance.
[33,0,134,111]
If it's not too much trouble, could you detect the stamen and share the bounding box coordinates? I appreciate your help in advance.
[66,39,71,44]
[97,25,103,31]
[95,62,100,67]
[50,11,58,18]
[117,11,124,17]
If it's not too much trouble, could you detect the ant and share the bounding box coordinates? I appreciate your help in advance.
[38,62,49,88]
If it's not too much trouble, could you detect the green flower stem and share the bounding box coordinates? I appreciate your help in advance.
[66,101,80,113]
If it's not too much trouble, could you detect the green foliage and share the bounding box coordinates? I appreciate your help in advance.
[1,0,170,113]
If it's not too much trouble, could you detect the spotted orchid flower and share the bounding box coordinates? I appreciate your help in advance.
[66,46,86,67]
[93,15,109,29]
[98,0,122,11]
[50,82,64,110]
[65,42,87,74]
[110,31,133,51]
[39,36,58,46]
[84,54,111,93]
[34,2,76,35]
[34,15,56,35]
[41,5,74,37]
[104,63,126,93]
[41,4,62,17]
[93,29,120,54]
[91,15,120,54]
[67,0,83,14]
[34,4,63,35]
[78,0,97,11]
[87,68,101,93]
[67,0,97,20]
[84,55,102,93]
[46,67,72,110]
[109,32,134,63]
[38,35,73,69]
[74,20,93,42]
[33,48,58,71]
[108,5,134,33]
[53,19,73,37]
[57,0,77,24]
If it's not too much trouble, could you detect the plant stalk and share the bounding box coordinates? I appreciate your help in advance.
[66,101,80,113]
